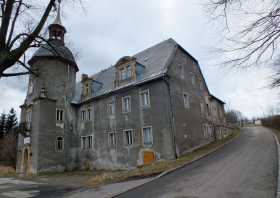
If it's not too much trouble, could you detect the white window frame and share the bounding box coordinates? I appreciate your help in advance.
[142,126,153,147]
[139,89,151,108]
[126,65,132,79]
[120,65,132,81]
[107,102,115,115]
[108,131,116,147]
[81,135,93,150]
[123,129,134,146]
[55,136,64,152]
[183,92,190,109]
[122,96,131,113]
[56,108,64,122]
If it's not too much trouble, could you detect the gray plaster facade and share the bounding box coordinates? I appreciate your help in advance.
[16,15,228,174]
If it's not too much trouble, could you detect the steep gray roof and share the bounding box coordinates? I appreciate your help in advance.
[28,39,77,68]
[72,38,178,104]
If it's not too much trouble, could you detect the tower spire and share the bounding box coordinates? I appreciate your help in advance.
[48,0,66,43]
[53,1,62,26]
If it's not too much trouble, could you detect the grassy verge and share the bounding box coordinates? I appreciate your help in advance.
[85,128,240,187]
[0,165,16,177]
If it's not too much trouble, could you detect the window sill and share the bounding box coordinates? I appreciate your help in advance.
[140,105,151,110]
[143,144,153,148]
[124,144,136,149]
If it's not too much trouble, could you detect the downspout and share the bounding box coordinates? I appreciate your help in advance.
[163,76,178,159]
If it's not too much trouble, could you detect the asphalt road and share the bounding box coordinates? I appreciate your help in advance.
[115,127,277,198]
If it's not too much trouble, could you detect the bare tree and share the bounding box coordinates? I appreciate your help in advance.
[207,0,280,87]
[0,0,62,78]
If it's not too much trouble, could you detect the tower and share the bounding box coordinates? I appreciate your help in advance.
[16,2,79,174]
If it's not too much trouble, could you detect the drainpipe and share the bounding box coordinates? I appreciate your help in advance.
[163,76,178,159]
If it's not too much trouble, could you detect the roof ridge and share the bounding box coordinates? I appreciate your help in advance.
[133,38,177,57]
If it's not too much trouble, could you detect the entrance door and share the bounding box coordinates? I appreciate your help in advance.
[22,148,29,175]
[143,151,155,165]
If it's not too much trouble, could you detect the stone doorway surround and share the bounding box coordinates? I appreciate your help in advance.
[21,146,31,175]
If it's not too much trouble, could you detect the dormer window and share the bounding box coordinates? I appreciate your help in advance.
[85,83,91,95]
[120,65,132,81]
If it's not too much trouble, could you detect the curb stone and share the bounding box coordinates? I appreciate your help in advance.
[272,132,280,198]
[112,131,240,198]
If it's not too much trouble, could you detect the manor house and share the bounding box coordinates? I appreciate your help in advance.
[16,9,228,174]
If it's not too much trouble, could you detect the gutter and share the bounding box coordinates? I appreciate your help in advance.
[163,76,178,159]
[74,73,167,106]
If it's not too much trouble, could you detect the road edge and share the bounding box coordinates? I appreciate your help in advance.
[272,132,280,198]
[112,130,240,198]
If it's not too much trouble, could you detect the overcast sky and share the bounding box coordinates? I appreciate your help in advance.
[0,0,279,119]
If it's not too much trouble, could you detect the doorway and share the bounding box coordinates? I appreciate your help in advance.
[22,147,30,175]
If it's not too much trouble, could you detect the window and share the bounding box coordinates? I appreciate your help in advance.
[122,96,131,113]
[191,74,196,86]
[143,126,153,146]
[183,93,190,109]
[124,129,134,145]
[28,82,34,95]
[85,83,91,95]
[200,81,203,90]
[87,109,91,120]
[56,137,64,152]
[140,90,150,108]
[108,132,116,147]
[120,65,132,81]
[81,110,86,121]
[108,102,115,115]
[200,103,204,114]
[126,65,132,79]
[56,109,64,122]
[206,104,210,115]
[81,135,93,150]
[26,110,32,129]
